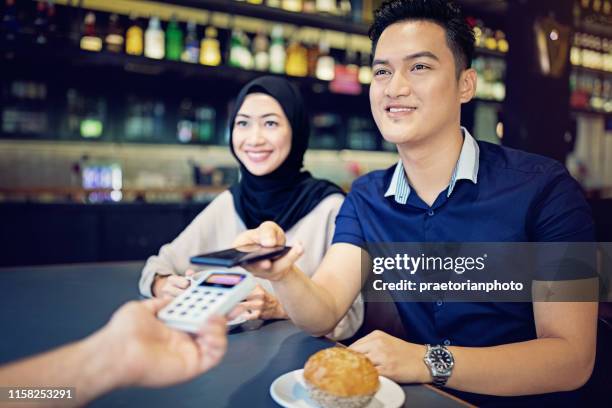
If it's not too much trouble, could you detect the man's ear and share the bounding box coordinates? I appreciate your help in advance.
[459,68,477,104]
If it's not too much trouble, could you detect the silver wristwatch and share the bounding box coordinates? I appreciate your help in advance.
[423,344,454,387]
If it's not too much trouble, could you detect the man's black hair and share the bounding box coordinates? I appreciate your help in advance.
[368,0,475,78]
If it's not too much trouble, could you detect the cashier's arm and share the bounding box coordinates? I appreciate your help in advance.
[0,299,229,407]
[237,222,598,395]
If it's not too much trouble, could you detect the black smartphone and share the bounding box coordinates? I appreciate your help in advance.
[189,244,291,267]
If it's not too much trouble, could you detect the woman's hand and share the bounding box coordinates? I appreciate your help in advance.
[152,270,196,299]
[238,284,287,321]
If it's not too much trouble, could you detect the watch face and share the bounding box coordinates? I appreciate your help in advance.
[430,348,453,372]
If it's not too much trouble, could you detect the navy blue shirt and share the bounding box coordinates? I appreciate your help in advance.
[332,140,594,406]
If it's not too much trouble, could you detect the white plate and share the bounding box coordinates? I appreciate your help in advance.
[270,369,405,408]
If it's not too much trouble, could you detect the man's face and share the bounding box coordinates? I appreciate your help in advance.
[370,20,470,146]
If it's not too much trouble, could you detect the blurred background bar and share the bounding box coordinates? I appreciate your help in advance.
[0,0,611,266]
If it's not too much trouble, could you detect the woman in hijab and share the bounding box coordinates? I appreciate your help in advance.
[139,76,363,340]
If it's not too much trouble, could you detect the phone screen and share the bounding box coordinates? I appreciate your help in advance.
[200,273,245,288]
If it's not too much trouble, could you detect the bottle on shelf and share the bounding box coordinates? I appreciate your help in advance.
[316,0,335,13]
[358,52,372,84]
[330,48,361,94]
[285,35,309,77]
[200,26,221,66]
[177,98,195,143]
[338,0,352,17]
[496,30,509,53]
[247,0,264,4]
[33,1,48,45]
[80,12,102,52]
[165,15,183,61]
[105,13,124,53]
[306,34,320,77]
[144,16,165,60]
[253,29,270,71]
[1,0,19,43]
[269,25,286,74]
[303,0,316,13]
[267,0,282,7]
[229,28,254,69]
[125,13,143,56]
[47,0,58,41]
[315,37,335,81]
[181,20,199,63]
[483,28,497,51]
[282,0,303,12]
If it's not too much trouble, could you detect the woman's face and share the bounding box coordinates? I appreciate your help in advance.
[232,93,292,176]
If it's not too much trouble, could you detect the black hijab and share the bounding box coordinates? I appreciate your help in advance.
[228,76,344,231]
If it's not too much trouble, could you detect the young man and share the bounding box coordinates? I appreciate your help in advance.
[0,299,230,407]
[233,0,597,405]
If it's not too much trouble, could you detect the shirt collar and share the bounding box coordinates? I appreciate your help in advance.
[384,127,480,204]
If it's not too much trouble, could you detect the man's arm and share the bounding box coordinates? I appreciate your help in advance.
[234,222,363,337]
[350,301,597,395]
[447,301,597,395]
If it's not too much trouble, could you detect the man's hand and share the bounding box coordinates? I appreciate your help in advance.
[153,270,196,298]
[238,284,287,321]
[349,330,430,384]
[99,298,228,388]
[232,221,304,282]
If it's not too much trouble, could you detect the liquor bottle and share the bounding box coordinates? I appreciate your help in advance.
[200,26,221,66]
[338,0,352,17]
[165,15,183,61]
[229,28,254,69]
[269,25,286,73]
[306,36,320,76]
[177,98,195,143]
[144,16,164,60]
[496,30,509,53]
[282,0,302,12]
[246,0,264,4]
[267,0,281,7]
[303,0,316,13]
[105,13,124,53]
[182,20,199,63]
[80,12,102,52]
[285,36,308,76]
[315,38,334,80]
[47,0,58,40]
[330,48,361,94]
[33,1,48,45]
[253,29,270,71]
[1,0,19,42]
[125,14,143,55]
[358,52,372,84]
[484,28,497,51]
[316,0,335,13]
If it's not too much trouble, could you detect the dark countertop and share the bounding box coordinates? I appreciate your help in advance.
[0,262,469,408]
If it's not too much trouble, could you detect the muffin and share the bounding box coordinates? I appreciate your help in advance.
[303,347,380,408]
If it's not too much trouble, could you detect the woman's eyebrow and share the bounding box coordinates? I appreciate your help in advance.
[236,113,280,119]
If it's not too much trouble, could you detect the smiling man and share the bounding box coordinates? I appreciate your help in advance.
[233,0,597,406]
